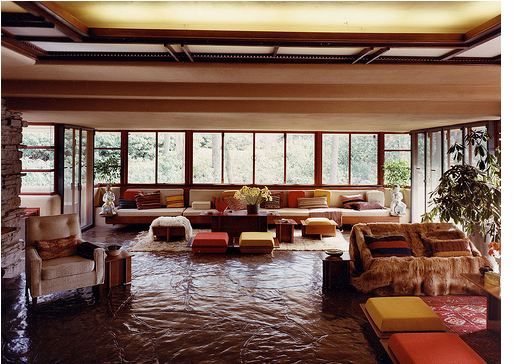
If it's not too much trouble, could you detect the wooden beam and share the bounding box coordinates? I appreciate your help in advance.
[1,12,54,28]
[181,44,194,62]
[465,15,501,43]
[352,47,374,64]
[272,46,280,57]
[439,48,467,61]
[1,36,46,60]
[365,47,390,64]
[14,1,89,41]
[164,44,180,62]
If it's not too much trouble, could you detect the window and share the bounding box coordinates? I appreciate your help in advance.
[350,134,378,185]
[158,132,185,184]
[384,134,411,186]
[255,133,284,184]
[224,133,253,184]
[21,125,55,193]
[286,134,314,184]
[322,134,349,184]
[94,131,121,184]
[443,128,463,170]
[193,133,222,183]
[128,132,156,183]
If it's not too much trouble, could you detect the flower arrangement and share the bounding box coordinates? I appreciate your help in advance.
[234,186,272,206]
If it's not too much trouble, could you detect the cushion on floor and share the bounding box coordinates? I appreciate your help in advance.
[239,232,275,247]
[192,232,229,253]
[304,217,333,225]
[365,297,446,332]
[42,255,95,280]
[388,333,486,364]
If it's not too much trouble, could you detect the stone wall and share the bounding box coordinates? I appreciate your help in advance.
[1,100,27,278]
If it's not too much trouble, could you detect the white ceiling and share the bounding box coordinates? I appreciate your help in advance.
[459,36,501,58]
[30,42,168,53]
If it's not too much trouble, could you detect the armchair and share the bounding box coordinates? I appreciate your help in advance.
[25,213,105,304]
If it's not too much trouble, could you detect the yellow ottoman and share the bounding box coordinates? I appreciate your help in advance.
[363,297,446,337]
[239,232,275,254]
[301,218,337,239]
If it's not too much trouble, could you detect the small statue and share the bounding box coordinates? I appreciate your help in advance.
[100,184,117,216]
[390,185,407,216]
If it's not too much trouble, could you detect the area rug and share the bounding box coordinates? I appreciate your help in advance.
[128,228,348,252]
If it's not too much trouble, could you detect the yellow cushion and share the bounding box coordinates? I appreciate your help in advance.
[365,297,446,332]
[314,189,331,205]
[166,195,184,208]
[239,232,275,247]
[305,217,333,225]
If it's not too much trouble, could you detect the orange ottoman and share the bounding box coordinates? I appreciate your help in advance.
[388,333,486,364]
[192,232,229,254]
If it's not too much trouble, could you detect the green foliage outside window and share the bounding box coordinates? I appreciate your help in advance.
[383,160,411,187]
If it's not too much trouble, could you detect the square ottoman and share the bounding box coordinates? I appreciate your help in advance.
[387,333,485,364]
[239,232,275,254]
[301,218,337,239]
[192,232,229,254]
[362,297,446,338]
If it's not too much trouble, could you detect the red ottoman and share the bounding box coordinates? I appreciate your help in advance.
[192,232,229,254]
[388,333,485,364]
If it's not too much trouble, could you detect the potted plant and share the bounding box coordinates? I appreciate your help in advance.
[234,186,272,214]
[422,130,501,255]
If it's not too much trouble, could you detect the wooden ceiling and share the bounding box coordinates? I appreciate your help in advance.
[1,1,501,65]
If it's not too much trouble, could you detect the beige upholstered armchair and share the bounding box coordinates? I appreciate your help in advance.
[25,213,105,304]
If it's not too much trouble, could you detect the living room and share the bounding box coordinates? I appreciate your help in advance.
[1,1,507,363]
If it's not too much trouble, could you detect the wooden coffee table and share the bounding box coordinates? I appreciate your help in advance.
[461,273,500,333]
[274,218,296,244]
[210,211,268,243]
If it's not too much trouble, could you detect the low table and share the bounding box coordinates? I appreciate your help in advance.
[210,211,268,242]
[322,253,352,291]
[461,273,501,333]
[105,250,132,289]
[274,218,296,244]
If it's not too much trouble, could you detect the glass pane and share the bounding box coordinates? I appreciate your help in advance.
[128,132,156,183]
[193,133,222,183]
[255,133,284,185]
[322,134,349,185]
[385,134,411,150]
[468,125,488,166]
[94,150,121,184]
[63,129,79,215]
[411,133,426,222]
[443,128,463,170]
[427,131,442,201]
[350,134,378,185]
[158,132,185,184]
[81,131,93,227]
[286,134,314,184]
[21,149,54,169]
[21,172,54,193]
[224,133,253,184]
[22,125,54,146]
[384,151,411,186]
[94,131,121,148]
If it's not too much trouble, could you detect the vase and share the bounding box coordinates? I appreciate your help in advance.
[247,204,259,215]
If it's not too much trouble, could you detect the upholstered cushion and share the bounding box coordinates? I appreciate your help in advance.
[166,194,184,208]
[340,194,365,205]
[422,237,473,257]
[135,191,161,210]
[36,235,81,260]
[213,197,229,212]
[119,199,137,209]
[123,189,142,201]
[313,189,331,206]
[305,217,333,225]
[239,232,275,247]
[388,333,486,364]
[288,191,306,208]
[262,193,281,209]
[297,197,328,209]
[364,234,413,257]
[346,201,384,210]
[260,208,310,217]
[191,201,212,210]
[423,229,466,240]
[365,297,446,332]
[183,207,218,216]
[115,208,185,217]
[41,255,95,280]
[225,197,246,211]
[193,232,229,247]
[366,190,385,206]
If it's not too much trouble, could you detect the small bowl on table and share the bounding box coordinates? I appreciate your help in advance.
[106,244,122,257]
[325,249,345,257]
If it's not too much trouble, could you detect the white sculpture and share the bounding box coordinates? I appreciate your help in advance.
[100,184,117,216]
[390,185,407,216]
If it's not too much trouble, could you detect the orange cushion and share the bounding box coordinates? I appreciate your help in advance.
[288,191,305,208]
[193,232,229,247]
[388,333,486,364]
[123,189,142,201]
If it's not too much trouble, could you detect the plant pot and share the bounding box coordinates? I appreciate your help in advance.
[247,204,259,215]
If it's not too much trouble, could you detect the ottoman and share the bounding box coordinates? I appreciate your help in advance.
[192,232,229,254]
[301,218,337,239]
[386,333,485,364]
[239,232,275,254]
[362,297,446,338]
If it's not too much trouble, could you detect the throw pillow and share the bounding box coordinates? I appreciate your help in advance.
[93,187,106,207]
[166,194,184,208]
[119,199,137,209]
[225,196,246,211]
[422,237,473,257]
[35,234,81,260]
[314,189,331,206]
[422,230,466,240]
[340,194,365,206]
[349,201,384,211]
[123,189,142,201]
[135,191,161,210]
[262,194,281,209]
[297,197,328,209]
[213,196,229,212]
[288,191,306,208]
[364,234,413,258]
[76,241,103,260]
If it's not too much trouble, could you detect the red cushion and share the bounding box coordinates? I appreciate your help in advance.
[192,232,229,253]
[214,197,229,212]
[388,333,486,364]
[287,191,305,208]
[123,189,142,201]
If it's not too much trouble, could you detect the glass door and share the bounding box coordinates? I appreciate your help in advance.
[411,133,426,222]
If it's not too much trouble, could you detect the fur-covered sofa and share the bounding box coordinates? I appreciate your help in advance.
[349,223,487,296]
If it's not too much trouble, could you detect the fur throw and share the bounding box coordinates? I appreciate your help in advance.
[149,216,193,241]
[349,223,488,296]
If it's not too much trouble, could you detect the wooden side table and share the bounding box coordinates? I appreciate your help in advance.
[274,219,296,244]
[105,250,132,289]
[461,273,501,333]
[322,254,351,291]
